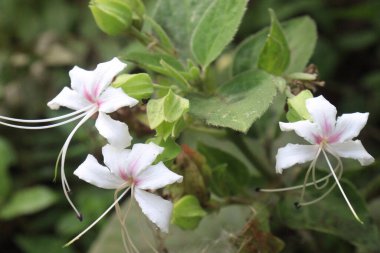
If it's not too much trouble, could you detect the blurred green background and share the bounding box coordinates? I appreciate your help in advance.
[0,0,379,252]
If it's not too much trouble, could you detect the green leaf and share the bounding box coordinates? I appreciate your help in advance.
[112,73,153,100]
[154,0,215,58]
[198,143,250,196]
[258,9,290,75]
[191,0,248,67]
[146,97,164,129]
[282,16,317,74]
[144,15,175,52]
[147,90,189,129]
[172,195,207,230]
[148,137,181,162]
[164,90,190,122]
[123,51,184,75]
[286,90,313,122]
[233,16,317,76]
[89,203,252,253]
[0,186,58,220]
[189,70,280,132]
[0,138,15,204]
[277,180,380,252]
[232,28,268,75]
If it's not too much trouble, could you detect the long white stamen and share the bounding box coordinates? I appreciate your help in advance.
[322,149,363,224]
[60,108,97,218]
[0,105,93,123]
[258,171,334,192]
[298,163,343,207]
[64,187,131,247]
[0,111,89,130]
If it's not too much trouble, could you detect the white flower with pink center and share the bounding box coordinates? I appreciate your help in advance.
[66,143,183,246]
[0,58,138,219]
[270,95,374,223]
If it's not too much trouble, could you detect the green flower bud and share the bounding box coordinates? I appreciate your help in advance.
[89,0,133,36]
[112,73,153,100]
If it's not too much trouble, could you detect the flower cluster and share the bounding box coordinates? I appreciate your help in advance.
[0,58,183,245]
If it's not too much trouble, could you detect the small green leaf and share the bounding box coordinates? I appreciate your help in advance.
[0,186,58,220]
[189,70,280,132]
[258,9,290,75]
[233,16,317,76]
[277,180,380,252]
[112,73,153,100]
[147,90,189,130]
[146,98,165,129]
[164,90,189,122]
[172,195,207,230]
[191,0,248,67]
[286,90,313,122]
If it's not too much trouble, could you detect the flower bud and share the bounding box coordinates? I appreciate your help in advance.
[89,0,133,36]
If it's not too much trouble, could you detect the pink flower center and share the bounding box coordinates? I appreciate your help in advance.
[83,84,102,108]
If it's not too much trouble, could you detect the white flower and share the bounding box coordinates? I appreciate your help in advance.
[47,57,138,148]
[274,95,374,223]
[0,58,138,218]
[276,95,374,173]
[74,143,183,233]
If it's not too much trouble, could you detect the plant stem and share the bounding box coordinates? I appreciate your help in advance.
[130,27,174,56]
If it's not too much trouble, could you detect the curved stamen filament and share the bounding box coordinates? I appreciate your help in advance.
[299,148,322,202]
[64,186,131,247]
[0,111,89,130]
[298,163,343,207]
[115,185,139,253]
[60,108,98,219]
[322,149,363,224]
[0,105,93,123]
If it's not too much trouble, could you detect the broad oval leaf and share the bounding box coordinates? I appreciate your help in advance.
[189,70,281,132]
[191,0,248,67]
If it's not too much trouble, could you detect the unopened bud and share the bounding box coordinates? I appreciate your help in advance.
[89,0,133,36]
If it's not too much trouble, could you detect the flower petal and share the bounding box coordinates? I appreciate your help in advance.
[74,154,124,189]
[134,188,172,233]
[279,121,319,144]
[275,144,319,173]
[136,162,183,191]
[98,87,138,113]
[306,96,337,135]
[125,143,164,177]
[329,112,369,143]
[328,140,374,166]
[95,112,132,149]
[47,87,91,111]
[69,66,94,94]
[92,58,126,96]
[102,144,131,175]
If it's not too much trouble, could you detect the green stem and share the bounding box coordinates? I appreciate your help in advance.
[229,131,274,180]
[130,27,174,56]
